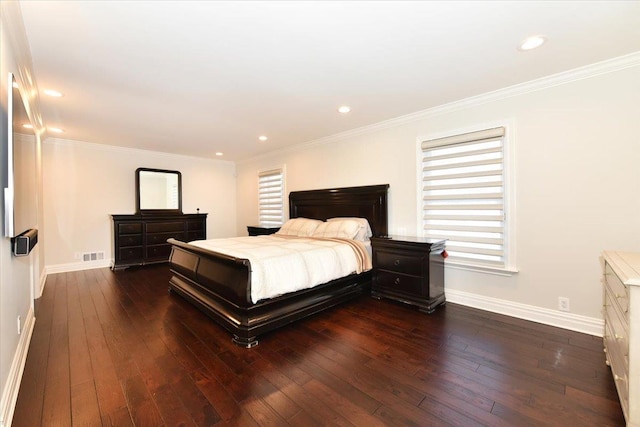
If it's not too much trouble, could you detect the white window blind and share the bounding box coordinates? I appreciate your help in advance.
[421,127,507,269]
[258,168,284,227]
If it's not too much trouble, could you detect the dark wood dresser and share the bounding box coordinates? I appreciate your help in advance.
[111,213,207,270]
[371,236,446,313]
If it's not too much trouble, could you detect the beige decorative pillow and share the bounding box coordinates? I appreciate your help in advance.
[327,217,373,241]
[311,219,361,239]
[275,218,323,237]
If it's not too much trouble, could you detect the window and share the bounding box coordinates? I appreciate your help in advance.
[258,168,285,227]
[421,126,512,271]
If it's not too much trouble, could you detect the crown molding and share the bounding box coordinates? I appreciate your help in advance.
[44,137,234,165]
[239,51,640,165]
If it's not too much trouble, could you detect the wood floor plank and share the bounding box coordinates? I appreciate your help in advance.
[77,271,129,417]
[41,273,72,427]
[13,265,624,426]
[71,381,102,427]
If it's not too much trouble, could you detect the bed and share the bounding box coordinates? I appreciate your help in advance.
[167,184,389,347]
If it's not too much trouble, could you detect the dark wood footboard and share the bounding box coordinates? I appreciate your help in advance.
[168,238,371,347]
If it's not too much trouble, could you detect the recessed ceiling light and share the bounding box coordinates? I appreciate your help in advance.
[258,135,268,142]
[518,35,546,51]
[43,89,63,97]
[338,106,351,114]
[48,127,64,133]
[22,124,33,129]
[215,152,223,156]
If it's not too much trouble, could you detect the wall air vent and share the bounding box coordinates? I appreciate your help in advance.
[82,251,105,262]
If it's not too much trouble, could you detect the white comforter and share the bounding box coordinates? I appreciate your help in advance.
[189,235,371,303]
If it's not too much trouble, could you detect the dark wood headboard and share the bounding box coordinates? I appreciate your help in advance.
[289,184,389,237]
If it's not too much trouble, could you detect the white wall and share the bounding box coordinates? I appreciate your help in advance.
[42,139,238,270]
[236,57,640,328]
[0,1,45,425]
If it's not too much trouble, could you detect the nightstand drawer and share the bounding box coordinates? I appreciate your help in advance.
[374,250,423,276]
[375,270,423,296]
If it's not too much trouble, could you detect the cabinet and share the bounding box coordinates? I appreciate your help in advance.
[247,226,280,236]
[602,251,640,426]
[111,213,207,270]
[371,236,446,313]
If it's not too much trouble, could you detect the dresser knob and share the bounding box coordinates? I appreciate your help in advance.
[394,278,400,285]
[616,294,624,299]
[615,334,623,340]
[394,259,400,266]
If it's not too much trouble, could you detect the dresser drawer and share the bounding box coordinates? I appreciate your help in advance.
[119,234,142,247]
[604,290,629,361]
[146,231,186,245]
[119,246,143,262]
[118,223,142,235]
[187,220,205,231]
[186,231,205,242]
[146,221,184,233]
[375,250,423,276]
[604,318,630,418]
[145,244,172,259]
[605,264,629,314]
[375,270,423,296]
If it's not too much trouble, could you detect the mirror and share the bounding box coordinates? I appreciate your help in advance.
[136,168,182,214]
[4,73,38,238]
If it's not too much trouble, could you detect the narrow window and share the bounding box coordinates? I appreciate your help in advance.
[421,127,510,270]
[258,168,284,227]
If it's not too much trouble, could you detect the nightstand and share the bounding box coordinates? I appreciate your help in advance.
[371,236,446,313]
[247,226,280,236]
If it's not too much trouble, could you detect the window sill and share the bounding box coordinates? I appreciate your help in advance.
[444,260,519,277]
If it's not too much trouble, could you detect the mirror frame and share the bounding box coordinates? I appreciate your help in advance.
[135,167,182,215]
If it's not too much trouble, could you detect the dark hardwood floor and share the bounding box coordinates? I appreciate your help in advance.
[13,265,624,426]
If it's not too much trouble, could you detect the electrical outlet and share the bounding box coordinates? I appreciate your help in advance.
[558,297,570,312]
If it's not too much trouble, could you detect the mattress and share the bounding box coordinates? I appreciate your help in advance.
[189,235,371,303]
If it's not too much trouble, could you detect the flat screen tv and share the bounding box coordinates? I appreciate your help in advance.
[3,73,38,255]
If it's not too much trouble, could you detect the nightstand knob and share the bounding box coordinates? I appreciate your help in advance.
[394,259,400,266]
[394,277,401,285]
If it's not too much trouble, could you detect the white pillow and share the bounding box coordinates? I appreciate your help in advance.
[327,217,373,241]
[311,219,361,239]
[275,218,323,237]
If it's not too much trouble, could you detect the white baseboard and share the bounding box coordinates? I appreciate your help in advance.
[44,259,111,275]
[0,307,35,427]
[37,269,46,299]
[446,289,604,337]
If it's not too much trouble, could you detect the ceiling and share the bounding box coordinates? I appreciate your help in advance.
[19,1,640,161]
